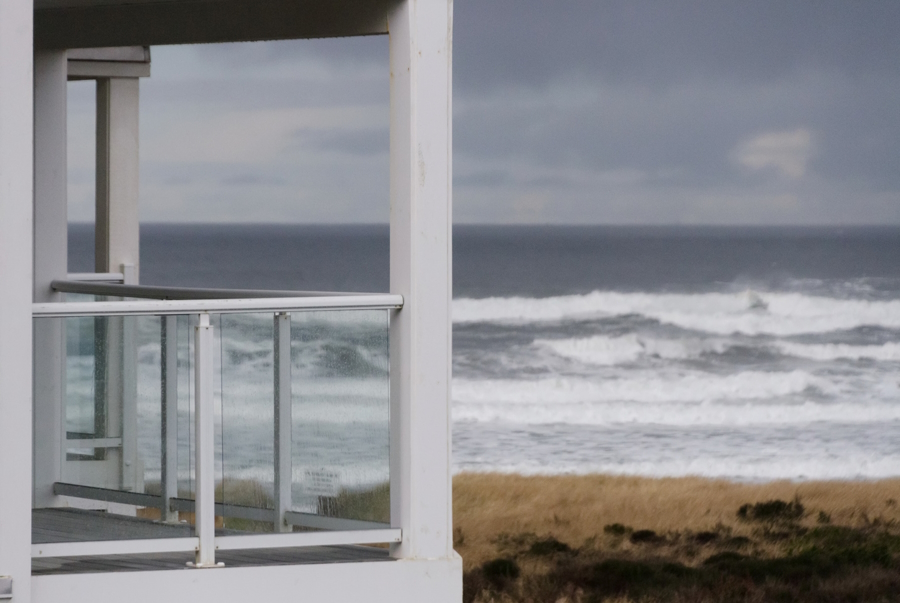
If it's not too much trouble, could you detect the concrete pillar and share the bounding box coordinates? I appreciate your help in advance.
[0,1,35,600]
[33,49,69,509]
[388,0,455,560]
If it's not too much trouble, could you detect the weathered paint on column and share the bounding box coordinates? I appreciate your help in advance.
[388,0,455,560]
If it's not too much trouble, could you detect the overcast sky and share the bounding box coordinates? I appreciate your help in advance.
[67,0,900,225]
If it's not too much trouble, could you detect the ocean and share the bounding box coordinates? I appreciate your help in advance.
[68,224,900,483]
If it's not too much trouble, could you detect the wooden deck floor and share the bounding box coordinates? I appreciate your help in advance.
[32,508,392,575]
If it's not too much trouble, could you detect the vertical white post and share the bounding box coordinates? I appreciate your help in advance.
[192,313,219,567]
[161,315,179,522]
[0,1,34,600]
[94,82,141,488]
[120,264,139,491]
[388,0,455,560]
[95,78,140,280]
[33,49,69,509]
[94,78,142,490]
[273,312,293,532]
[95,74,141,496]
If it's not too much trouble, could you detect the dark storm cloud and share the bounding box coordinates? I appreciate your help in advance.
[455,73,900,190]
[453,0,900,92]
[171,1,900,194]
[129,1,900,223]
[182,1,900,91]
[449,0,900,206]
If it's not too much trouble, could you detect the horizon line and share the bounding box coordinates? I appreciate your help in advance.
[67,221,900,229]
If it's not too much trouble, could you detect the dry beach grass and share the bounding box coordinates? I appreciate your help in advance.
[453,473,900,602]
[140,473,900,600]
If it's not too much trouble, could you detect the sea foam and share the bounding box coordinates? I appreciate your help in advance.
[452,399,900,426]
[776,341,900,362]
[537,334,727,366]
[453,370,824,406]
[454,290,900,336]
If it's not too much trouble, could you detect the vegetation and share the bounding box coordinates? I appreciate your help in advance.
[332,481,390,523]
[453,473,900,602]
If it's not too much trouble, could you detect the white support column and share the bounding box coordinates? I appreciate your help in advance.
[95,76,140,493]
[192,313,219,568]
[273,312,293,533]
[95,77,140,280]
[32,49,68,509]
[388,0,454,560]
[160,315,179,522]
[0,1,34,601]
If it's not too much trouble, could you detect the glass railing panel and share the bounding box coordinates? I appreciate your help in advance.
[33,313,197,544]
[174,314,197,516]
[63,315,102,449]
[290,310,391,526]
[63,292,98,303]
[34,303,394,548]
[218,312,276,532]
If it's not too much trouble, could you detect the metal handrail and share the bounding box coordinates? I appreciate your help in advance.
[33,294,403,317]
[51,279,372,300]
[65,272,125,283]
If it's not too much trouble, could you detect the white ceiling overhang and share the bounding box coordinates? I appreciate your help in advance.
[35,0,397,49]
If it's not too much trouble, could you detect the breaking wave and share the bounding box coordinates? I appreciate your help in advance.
[453,398,900,427]
[776,341,900,362]
[454,290,900,336]
[453,370,826,406]
[537,334,729,366]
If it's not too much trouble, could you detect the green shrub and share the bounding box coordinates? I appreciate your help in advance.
[527,536,571,556]
[737,499,804,523]
[481,557,520,583]
[603,523,631,536]
[630,529,663,544]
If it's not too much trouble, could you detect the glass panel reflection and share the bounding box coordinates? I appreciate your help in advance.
[33,306,391,545]
[33,314,196,543]
[218,312,276,532]
[291,310,390,525]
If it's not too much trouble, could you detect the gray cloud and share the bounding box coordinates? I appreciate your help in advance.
[65,1,900,224]
[291,127,388,156]
[449,0,900,221]
[454,0,900,92]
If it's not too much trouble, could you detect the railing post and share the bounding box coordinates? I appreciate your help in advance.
[273,312,292,532]
[120,264,139,492]
[190,312,220,567]
[160,315,178,523]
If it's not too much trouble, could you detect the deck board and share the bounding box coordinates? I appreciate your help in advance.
[32,508,392,575]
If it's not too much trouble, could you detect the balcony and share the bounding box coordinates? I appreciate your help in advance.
[32,277,402,573]
[1,1,459,600]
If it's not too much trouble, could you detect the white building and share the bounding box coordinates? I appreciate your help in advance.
[1,1,460,601]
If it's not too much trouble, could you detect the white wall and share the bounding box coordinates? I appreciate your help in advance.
[0,1,35,601]
[33,557,462,603]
